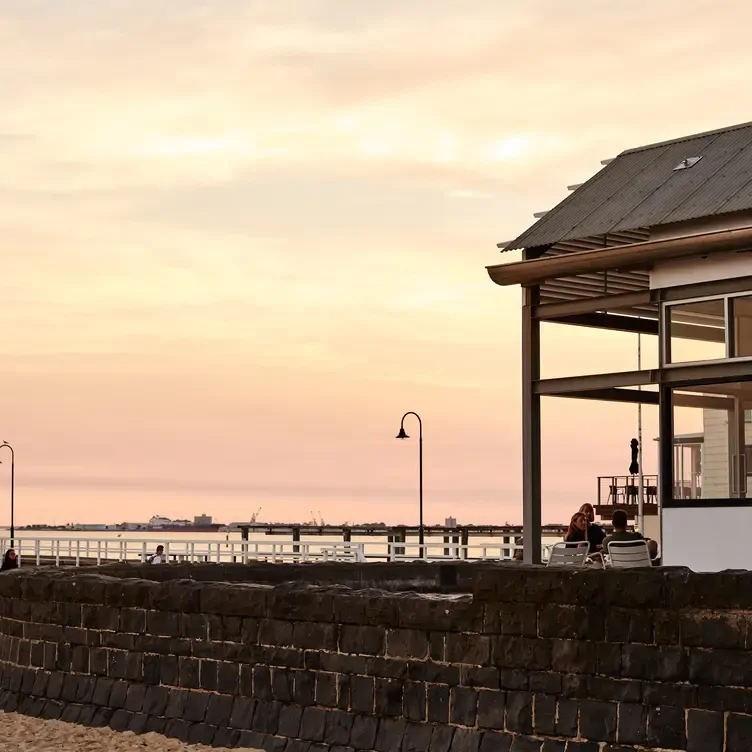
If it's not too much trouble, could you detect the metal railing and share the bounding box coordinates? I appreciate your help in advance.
[597,475,659,507]
[0,536,524,566]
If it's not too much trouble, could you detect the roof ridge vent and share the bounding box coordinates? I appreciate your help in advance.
[674,156,703,171]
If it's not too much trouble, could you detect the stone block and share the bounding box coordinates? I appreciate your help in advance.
[242,617,260,643]
[222,616,243,643]
[642,680,696,708]
[551,640,597,674]
[124,683,146,713]
[144,714,166,735]
[498,669,529,691]
[686,708,723,752]
[146,610,181,637]
[479,731,512,752]
[299,706,327,742]
[109,709,133,732]
[43,642,57,671]
[120,608,147,634]
[293,622,337,651]
[205,693,234,727]
[214,727,241,748]
[143,685,169,716]
[448,727,482,752]
[461,666,500,689]
[477,689,505,730]
[533,694,556,735]
[604,608,653,644]
[585,677,641,704]
[375,677,403,717]
[689,648,752,686]
[30,641,44,667]
[540,742,565,752]
[617,703,646,746]
[386,629,429,659]
[508,737,541,752]
[402,722,433,752]
[238,731,267,749]
[622,644,686,682]
[528,672,561,695]
[450,686,478,726]
[539,605,603,641]
[61,704,83,724]
[505,691,532,734]
[339,624,385,656]
[164,718,191,742]
[91,706,113,727]
[55,643,71,672]
[253,700,281,735]
[429,633,445,662]
[596,643,622,677]
[483,604,538,637]
[350,675,375,714]
[324,710,354,745]
[230,696,256,730]
[160,654,178,686]
[682,612,747,649]
[31,670,49,697]
[403,681,426,722]
[727,713,752,752]
[564,743,599,752]
[259,619,294,647]
[430,724,456,752]
[646,706,686,750]
[109,680,129,710]
[579,699,617,742]
[294,670,317,706]
[164,688,188,718]
[254,666,273,700]
[555,698,578,738]
[350,714,379,750]
[271,668,294,702]
[447,633,491,665]
[315,671,337,707]
[408,661,460,685]
[178,656,200,689]
[240,664,253,698]
[427,685,450,723]
[282,741,311,752]
[337,674,351,710]
[493,637,550,671]
[182,690,209,723]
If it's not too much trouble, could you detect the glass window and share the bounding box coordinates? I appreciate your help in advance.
[731,295,752,358]
[666,299,726,363]
[672,381,752,500]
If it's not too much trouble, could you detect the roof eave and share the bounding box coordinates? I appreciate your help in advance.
[486,226,752,287]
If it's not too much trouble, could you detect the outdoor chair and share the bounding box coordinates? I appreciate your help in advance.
[606,539,653,568]
[546,541,590,567]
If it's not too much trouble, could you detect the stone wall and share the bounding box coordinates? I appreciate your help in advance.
[0,564,751,751]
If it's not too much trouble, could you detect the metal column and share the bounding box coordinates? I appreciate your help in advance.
[522,285,542,564]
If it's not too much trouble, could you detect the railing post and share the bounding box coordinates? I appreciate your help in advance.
[75,540,81,567]
[141,541,147,564]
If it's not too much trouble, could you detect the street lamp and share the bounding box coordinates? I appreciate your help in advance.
[395,412,423,557]
[0,442,14,545]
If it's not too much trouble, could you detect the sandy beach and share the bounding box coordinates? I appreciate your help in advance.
[0,712,261,752]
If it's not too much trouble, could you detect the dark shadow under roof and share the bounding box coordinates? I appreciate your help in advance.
[505,121,752,252]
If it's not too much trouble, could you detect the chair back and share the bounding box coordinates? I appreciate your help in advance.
[607,539,652,568]
[547,541,590,567]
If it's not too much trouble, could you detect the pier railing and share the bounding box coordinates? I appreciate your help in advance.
[0,536,524,566]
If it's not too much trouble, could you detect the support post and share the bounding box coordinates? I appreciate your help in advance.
[292,527,300,554]
[658,385,673,558]
[522,284,542,564]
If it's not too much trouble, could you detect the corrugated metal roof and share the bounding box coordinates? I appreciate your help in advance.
[504,121,752,252]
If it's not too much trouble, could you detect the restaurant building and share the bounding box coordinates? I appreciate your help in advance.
[488,121,752,571]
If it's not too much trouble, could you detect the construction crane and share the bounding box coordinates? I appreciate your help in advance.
[250,507,262,523]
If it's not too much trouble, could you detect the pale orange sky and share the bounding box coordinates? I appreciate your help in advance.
[1,0,749,526]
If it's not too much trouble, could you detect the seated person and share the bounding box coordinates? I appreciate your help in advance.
[580,502,606,552]
[564,512,588,544]
[602,509,659,559]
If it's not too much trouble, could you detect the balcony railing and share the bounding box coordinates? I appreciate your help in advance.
[597,475,659,508]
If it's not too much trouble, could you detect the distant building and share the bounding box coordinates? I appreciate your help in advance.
[194,514,212,526]
[444,517,457,527]
[149,516,172,528]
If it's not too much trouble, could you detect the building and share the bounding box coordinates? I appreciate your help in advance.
[194,514,212,526]
[488,121,752,571]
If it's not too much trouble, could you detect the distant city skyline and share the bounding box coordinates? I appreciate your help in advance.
[0,0,747,525]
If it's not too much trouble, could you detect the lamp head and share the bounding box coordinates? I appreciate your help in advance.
[396,427,409,440]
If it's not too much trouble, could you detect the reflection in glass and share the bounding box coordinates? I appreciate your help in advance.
[672,381,752,500]
[731,295,752,358]
[667,299,726,363]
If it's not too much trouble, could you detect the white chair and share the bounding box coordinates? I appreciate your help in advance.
[606,539,652,568]
[547,541,590,567]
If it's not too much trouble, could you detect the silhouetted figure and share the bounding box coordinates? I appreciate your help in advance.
[1,549,18,571]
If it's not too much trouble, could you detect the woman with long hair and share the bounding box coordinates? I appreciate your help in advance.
[564,512,588,542]
[1,549,18,571]
[579,502,606,552]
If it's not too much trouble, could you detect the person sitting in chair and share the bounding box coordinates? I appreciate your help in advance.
[602,510,658,560]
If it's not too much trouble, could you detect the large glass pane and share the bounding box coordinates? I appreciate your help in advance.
[667,299,726,363]
[731,295,752,358]
[672,381,752,500]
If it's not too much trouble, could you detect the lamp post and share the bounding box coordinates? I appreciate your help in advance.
[395,412,423,557]
[0,442,14,546]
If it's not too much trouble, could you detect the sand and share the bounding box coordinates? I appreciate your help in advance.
[0,712,262,751]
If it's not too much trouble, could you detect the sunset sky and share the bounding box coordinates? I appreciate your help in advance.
[1,0,750,526]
